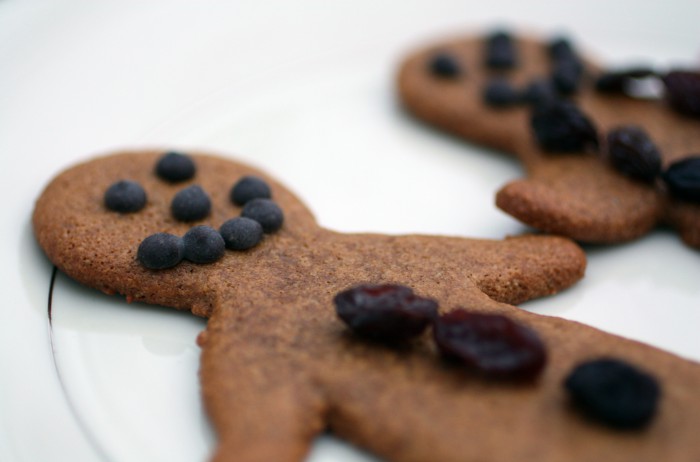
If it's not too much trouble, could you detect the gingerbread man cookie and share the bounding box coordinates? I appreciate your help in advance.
[33,151,700,462]
[397,31,700,247]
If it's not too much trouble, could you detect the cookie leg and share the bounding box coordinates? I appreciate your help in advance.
[198,304,328,462]
[496,154,662,243]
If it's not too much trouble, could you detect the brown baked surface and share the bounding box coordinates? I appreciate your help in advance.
[397,34,700,247]
[33,151,700,462]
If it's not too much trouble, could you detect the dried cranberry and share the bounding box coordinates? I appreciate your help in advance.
[484,30,517,70]
[663,70,700,117]
[564,358,660,429]
[531,100,599,152]
[606,126,662,182]
[662,156,700,202]
[595,67,657,94]
[433,309,547,380]
[334,284,438,342]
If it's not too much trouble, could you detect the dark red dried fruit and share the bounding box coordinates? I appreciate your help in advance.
[662,156,700,203]
[433,309,547,380]
[606,126,662,182]
[531,100,599,152]
[663,70,700,117]
[334,284,438,342]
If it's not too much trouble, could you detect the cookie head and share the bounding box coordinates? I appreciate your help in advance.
[32,150,318,315]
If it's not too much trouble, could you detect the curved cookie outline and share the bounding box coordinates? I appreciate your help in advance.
[397,33,700,247]
[33,151,700,462]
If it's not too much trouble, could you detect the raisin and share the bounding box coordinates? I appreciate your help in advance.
[433,309,547,380]
[334,284,438,342]
[428,52,461,78]
[564,358,661,429]
[662,156,700,202]
[595,67,657,94]
[241,198,284,233]
[137,233,184,269]
[104,180,147,213]
[531,100,599,152]
[663,70,700,117]
[219,217,264,250]
[230,176,272,206]
[484,30,517,70]
[171,185,211,222]
[155,151,196,182]
[483,78,520,107]
[182,225,225,264]
[606,126,662,182]
[547,37,575,61]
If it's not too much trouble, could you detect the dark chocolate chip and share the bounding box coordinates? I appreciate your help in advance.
[606,126,662,182]
[521,78,558,105]
[182,225,225,264]
[483,78,520,107]
[428,52,462,78]
[484,30,517,70]
[171,185,211,222]
[241,198,284,233]
[137,233,184,269]
[662,156,700,202]
[104,180,147,213]
[155,151,196,182]
[219,217,264,250]
[564,358,661,429]
[551,58,584,95]
[230,176,272,206]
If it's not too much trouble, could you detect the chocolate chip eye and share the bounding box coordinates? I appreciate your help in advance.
[137,233,184,269]
[182,225,225,264]
[171,185,211,222]
[484,30,517,70]
[428,52,462,78]
[219,217,263,250]
[230,176,272,206]
[564,358,661,429]
[155,151,196,182]
[104,180,147,213]
[241,198,284,233]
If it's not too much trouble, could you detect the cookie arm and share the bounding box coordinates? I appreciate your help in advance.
[198,301,327,462]
[495,153,663,243]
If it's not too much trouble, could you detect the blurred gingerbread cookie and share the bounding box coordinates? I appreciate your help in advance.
[397,30,700,247]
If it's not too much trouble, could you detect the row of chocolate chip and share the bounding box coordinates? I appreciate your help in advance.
[333,283,660,429]
[103,152,284,269]
[429,29,700,121]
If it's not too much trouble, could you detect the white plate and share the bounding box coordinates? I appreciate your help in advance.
[2,2,699,462]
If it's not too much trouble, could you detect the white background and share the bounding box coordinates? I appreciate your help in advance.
[1,1,699,461]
